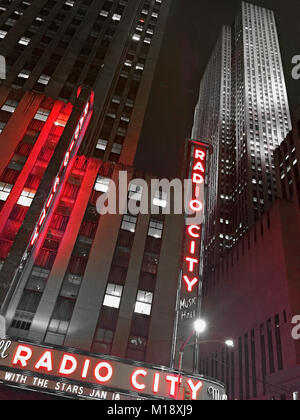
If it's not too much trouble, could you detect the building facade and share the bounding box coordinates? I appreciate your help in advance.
[192,1,292,272]
[0,0,188,377]
[198,84,300,401]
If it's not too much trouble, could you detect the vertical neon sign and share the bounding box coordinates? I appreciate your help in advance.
[173,139,210,373]
[29,90,94,250]
[182,143,208,294]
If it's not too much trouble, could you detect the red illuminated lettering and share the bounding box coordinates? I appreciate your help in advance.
[153,373,160,394]
[31,228,39,246]
[38,209,46,227]
[166,375,181,397]
[193,161,205,172]
[195,149,206,160]
[94,362,113,383]
[187,379,203,400]
[190,199,203,212]
[59,355,78,376]
[190,241,196,254]
[28,96,92,251]
[193,173,204,184]
[12,345,32,368]
[183,275,198,292]
[188,225,201,238]
[131,369,147,391]
[185,257,198,272]
[64,152,70,167]
[81,359,90,379]
[35,351,53,372]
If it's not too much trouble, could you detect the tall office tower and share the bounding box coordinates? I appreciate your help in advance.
[192,25,234,270]
[233,1,291,238]
[193,1,292,271]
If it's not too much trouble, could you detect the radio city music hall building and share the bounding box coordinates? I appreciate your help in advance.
[0,0,226,400]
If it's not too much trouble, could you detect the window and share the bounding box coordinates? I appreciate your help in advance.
[45,297,74,345]
[134,290,153,316]
[103,283,123,309]
[96,138,108,151]
[94,176,110,193]
[60,273,82,298]
[26,266,50,293]
[34,108,50,122]
[128,183,143,201]
[148,219,163,239]
[94,328,113,346]
[19,36,31,46]
[111,143,122,155]
[121,214,137,233]
[1,99,18,113]
[153,190,168,208]
[37,74,51,85]
[0,182,13,201]
[17,188,35,207]
[0,121,6,133]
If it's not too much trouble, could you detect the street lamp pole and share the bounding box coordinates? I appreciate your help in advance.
[176,323,235,400]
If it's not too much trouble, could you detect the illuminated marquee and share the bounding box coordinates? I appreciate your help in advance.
[29,90,94,249]
[182,142,208,294]
[0,340,226,400]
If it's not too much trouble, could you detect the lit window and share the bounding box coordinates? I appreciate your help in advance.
[103,283,123,309]
[153,190,168,208]
[112,13,121,21]
[17,188,36,207]
[128,183,143,201]
[34,108,50,122]
[1,99,18,113]
[37,74,51,85]
[0,182,13,201]
[94,176,110,193]
[121,214,137,233]
[0,121,6,134]
[0,30,8,39]
[111,143,122,155]
[19,36,31,46]
[18,70,31,79]
[134,291,153,316]
[96,139,108,151]
[148,219,163,239]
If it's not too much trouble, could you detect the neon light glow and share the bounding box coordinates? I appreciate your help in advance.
[131,369,147,391]
[182,143,208,293]
[29,92,94,249]
[1,340,221,400]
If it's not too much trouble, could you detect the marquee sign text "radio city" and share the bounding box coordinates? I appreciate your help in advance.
[182,144,207,293]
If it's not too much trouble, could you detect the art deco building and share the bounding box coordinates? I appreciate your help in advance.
[0,0,186,373]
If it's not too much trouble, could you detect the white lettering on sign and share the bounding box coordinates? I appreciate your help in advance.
[0,340,11,359]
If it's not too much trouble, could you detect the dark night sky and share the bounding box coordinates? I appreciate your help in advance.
[135,0,300,178]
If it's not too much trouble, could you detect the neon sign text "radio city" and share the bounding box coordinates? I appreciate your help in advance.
[12,343,203,400]
[30,93,93,248]
[183,145,207,293]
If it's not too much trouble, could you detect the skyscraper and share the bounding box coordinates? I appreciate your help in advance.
[0,0,209,400]
[192,1,292,271]
[191,2,300,401]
